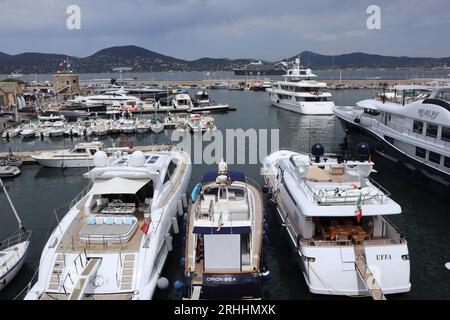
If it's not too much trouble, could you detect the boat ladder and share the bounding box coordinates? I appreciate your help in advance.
[48,253,65,291]
[68,258,102,300]
[120,254,135,291]
[354,246,387,300]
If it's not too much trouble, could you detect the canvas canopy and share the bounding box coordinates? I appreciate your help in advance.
[90,177,150,195]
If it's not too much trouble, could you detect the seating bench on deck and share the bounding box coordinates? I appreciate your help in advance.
[80,215,138,244]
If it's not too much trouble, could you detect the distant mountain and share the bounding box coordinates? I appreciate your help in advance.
[0,46,448,74]
[290,51,450,69]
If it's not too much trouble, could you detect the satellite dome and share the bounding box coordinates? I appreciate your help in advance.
[131,150,146,167]
[93,151,108,167]
[306,69,312,74]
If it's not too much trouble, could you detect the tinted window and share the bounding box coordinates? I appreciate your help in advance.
[416,147,426,158]
[413,120,423,134]
[444,157,450,168]
[426,123,438,138]
[429,151,441,164]
[441,127,450,142]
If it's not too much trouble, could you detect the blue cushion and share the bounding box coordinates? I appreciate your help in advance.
[87,217,95,225]
[106,217,114,225]
[124,217,134,225]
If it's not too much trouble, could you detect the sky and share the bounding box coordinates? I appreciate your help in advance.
[0,0,449,60]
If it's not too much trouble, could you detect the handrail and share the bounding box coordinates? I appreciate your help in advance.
[0,229,32,252]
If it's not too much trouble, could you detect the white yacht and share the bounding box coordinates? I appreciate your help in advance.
[267,58,334,115]
[172,94,193,111]
[32,142,105,168]
[191,91,230,113]
[49,121,66,137]
[0,178,32,291]
[262,144,411,299]
[25,147,192,300]
[68,88,143,110]
[334,86,450,196]
[183,161,264,300]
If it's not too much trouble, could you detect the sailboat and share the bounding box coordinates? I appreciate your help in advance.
[150,99,164,133]
[0,178,32,291]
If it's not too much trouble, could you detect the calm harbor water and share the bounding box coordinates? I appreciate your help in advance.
[2,68,450,83]
[1,89,449,300]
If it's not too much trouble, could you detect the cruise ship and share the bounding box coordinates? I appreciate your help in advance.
[266,58,335,115]
[234,61,285,76]
[25,147,191,300]
[183,161,265,300]
[262,144,411,299]
[334,85,450,196]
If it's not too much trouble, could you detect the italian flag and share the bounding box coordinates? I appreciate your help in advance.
[355,195,363,223]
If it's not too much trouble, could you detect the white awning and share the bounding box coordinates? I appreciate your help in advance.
[90,177,150,195]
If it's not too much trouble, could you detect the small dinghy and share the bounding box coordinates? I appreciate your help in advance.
[0,178,32,291]
[0,166,21,178]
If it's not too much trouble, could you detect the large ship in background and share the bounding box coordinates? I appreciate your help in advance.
[234,61,285,76]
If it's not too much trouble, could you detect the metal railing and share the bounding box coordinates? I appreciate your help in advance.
[69,182,93,210]
[0,229,32,252]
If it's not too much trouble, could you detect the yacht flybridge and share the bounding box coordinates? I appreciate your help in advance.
[262,144,410,299]
[183,161,265,300]
[334,86,450,195]
[25,147,191,300]
[266,58,335,115]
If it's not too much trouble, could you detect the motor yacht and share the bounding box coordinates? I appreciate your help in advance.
[25,147,192,300]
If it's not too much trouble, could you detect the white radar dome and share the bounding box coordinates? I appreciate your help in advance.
[131,150,146,167]
[306,69,312,74]
[93,151,108,167]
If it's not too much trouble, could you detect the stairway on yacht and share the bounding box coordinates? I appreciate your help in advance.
[354,246,386,300]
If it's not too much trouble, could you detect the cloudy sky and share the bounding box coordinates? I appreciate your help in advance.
[1,0,449,60]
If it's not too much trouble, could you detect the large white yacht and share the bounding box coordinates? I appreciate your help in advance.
[262,144,410,299]
[32,142,106,168]
[25,147,191,300]
[68,88,143,110]
[334,86,450,196]
[266,58,334,115]
[183,161,265,300]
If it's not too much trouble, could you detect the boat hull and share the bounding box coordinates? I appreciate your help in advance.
[183,273,262,300]
[0,240,30,291]
[269,95,334,115]
[33,157,94,168]
[336,115,450,198]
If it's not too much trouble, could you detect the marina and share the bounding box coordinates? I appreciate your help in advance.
[1,87,449,300]
[1,0,450,312]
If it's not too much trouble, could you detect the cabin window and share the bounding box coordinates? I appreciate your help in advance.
[167,160,177,177]
[444,157,450,168]
[89,149,97,155]
[364,108,380,116]
[163,172,170,185]
[426,123,438,138]
[415,147,426,158]
[413,120,424,134]
[428,151,441,164]
[441,127,450,142]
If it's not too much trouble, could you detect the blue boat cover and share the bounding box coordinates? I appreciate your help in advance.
[191,182,202,203]
[201,171,246,183]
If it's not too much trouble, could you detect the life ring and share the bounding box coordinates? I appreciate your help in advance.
[354,118,361,124]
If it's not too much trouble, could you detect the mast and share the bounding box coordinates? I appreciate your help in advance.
[0,178,26,232]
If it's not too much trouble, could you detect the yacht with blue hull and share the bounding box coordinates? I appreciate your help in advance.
[183,161,264,300]
[262,145,410,299]
[334,86,450,196]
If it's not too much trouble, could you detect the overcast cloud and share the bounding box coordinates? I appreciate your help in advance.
[0,0,449,60]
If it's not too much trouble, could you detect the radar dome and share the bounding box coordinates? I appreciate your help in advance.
[356,142,370,161]
[131,150,146,167]
[311,143,325,163]
[93,151,108,167]
[306,69,312,74]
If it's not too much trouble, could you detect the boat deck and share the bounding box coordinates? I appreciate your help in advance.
[57,209,145,254]
[185,180,263,274]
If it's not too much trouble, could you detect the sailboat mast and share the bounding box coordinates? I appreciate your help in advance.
[0,178,26,231]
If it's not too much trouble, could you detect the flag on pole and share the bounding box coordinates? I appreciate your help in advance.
[140,218,151,235]
[355,194,363,223]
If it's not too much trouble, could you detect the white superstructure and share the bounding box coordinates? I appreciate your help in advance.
[25,147,191,300]
[267,58,334,115]
[334,86,450,189]
[262,146,410,298]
